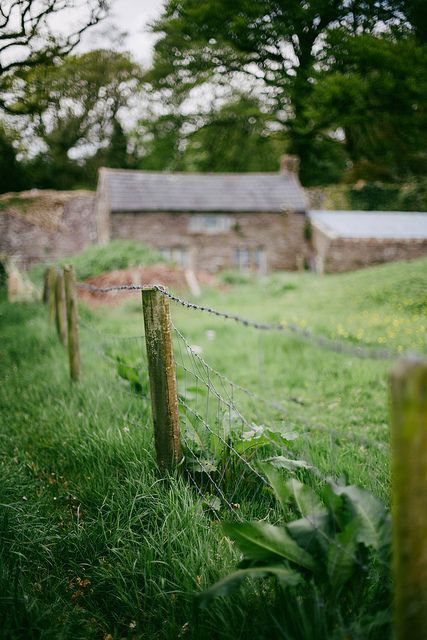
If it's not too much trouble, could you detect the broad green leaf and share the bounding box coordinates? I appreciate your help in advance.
[266,456,313,472]
[287,513,330,558]
[185,457,217,474]
[198,565,301,608]
[284,478,325,517]
[223,522,316,571]
[235,434,271,454]
[326,520,358,591]
[258,462,292,514]
[265,429,299,447]
[202,495,221,512]
[328,483,387,550]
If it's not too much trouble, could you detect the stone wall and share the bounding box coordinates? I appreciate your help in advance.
[0,192,96,269]
[312,225,427,273]
[110,210,308,272]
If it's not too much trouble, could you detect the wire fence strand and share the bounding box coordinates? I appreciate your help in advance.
[76,281,415,360]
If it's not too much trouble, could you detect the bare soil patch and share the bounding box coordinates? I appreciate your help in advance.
[78,264,215,306]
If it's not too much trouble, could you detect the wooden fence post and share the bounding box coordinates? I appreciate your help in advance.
[47,266,57,324]
[55,269,67,346]
[390,358,427,640]
[63,265,80,382]
[141,287,182,472]
[43,268,49,305]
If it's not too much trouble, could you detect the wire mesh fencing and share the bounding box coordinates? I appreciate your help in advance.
[69,278,393,522]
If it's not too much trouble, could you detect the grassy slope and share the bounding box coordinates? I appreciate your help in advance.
[94,258,427,500]
[0,299,271,640]
[1,258,426,638]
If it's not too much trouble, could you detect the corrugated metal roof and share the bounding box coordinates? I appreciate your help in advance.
[309,210,427,240]
[102,168,307,213]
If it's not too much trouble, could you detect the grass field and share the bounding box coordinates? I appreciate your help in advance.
[1,257,426,639]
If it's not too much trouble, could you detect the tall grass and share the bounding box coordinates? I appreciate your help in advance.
[0,297,278,639]
[2,258,426,638]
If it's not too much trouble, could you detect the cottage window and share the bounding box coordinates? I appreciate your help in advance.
[160,246,189,267]
[234,247,267,273]
[189,214,232,234]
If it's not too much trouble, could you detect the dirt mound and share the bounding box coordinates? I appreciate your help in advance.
[78,264,215,306]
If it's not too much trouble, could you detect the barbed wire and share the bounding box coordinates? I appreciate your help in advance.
[76,281,412,360]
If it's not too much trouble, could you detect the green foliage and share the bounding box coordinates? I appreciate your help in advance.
[1,257,426,638]
[0,126,25,194]
[181,95,285,173]
[397,178,427,211]
[219,270,252,286]
[200,467,391,638]
[13,50,141,190]
[149,0,421,184]
[348,183,402,210]
[59,240,166,280]
[0,195,35,210]
[310,33,427,182]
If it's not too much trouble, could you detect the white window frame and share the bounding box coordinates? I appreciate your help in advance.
[234,247,267,273]
[189,214,232,234]
[159,246,189,268]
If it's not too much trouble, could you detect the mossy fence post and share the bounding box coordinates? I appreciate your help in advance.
[63,265,80,382]
[141,287,182,473]
[55,268,67,346]
[47,266,57,324]
[391,358,427,640]
[42,267,49,305]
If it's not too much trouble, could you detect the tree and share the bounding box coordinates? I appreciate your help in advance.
[15,50,141,188]
[147,0,417,184]
[308,33,427,181]
[0,125,25,193]
[0,0,108,114]
[182,95,286,172]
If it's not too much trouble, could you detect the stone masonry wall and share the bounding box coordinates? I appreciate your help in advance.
[110,210,308,272]
[0,193,96,269]
[312,225,427,273]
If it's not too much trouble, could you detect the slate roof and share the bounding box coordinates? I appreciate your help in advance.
[309,210,427,240]
[101,168,307,213]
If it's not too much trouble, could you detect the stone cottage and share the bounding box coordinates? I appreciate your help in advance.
[95,157,308,273]
[309,210,427,273]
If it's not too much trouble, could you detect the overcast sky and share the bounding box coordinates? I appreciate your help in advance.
[80,0,166,65]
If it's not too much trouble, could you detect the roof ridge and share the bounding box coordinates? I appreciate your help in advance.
[101,167,292,178]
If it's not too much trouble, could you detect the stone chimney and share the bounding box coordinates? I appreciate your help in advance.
[280,154,300,176]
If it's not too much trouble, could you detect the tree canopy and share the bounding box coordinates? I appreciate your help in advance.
[9,49,141,189]
[146,0,426,183]
[0,0,108,114]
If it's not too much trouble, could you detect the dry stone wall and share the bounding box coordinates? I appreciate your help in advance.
[0,192,96,269]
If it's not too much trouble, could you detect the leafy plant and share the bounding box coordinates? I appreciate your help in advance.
[200,465,391,639]
[61,240,167,281]
[110,352,148,395]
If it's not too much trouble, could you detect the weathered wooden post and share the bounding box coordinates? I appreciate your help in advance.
[47,266,57,324]
[42,267,49,305]
[390,358,427,640]
[63,265,80,382]
[141,287,182,472]
[55,268,67,346]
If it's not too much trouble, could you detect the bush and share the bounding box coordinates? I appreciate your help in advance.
[348,183,401,211]
[220,270,252,285]
[60,240,166,280]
